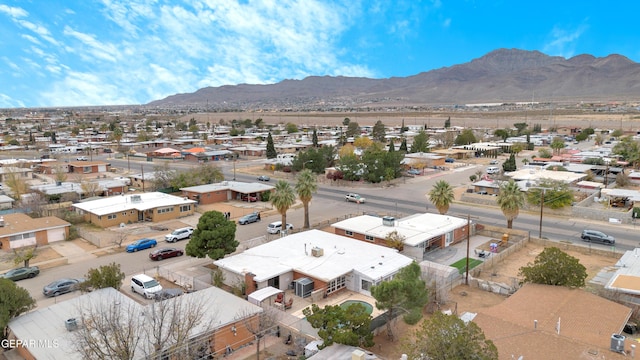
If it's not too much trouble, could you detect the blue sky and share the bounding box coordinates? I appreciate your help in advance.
[1,0,639,108]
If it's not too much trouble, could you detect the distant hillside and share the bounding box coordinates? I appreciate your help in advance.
[147,48,640,110]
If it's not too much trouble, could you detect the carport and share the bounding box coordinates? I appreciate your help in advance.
[247,286,283,306]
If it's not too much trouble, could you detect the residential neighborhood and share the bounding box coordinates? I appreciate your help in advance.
[1,108,640,359]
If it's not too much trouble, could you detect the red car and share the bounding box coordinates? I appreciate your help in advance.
[241,194,258,202]
[149,247,184,261]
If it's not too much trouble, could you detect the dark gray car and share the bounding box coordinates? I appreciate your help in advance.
[43,278,83,297]
[581,230,615,245]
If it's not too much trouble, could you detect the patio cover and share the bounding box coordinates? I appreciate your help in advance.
[247,286,283,306]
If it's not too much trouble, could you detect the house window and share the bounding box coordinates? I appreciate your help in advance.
[107,214,117,220]
[327,275,346,295]
[83,166,91,173]
[180,205,191,212]
[157,207,174,214]
[9,232,35,241]
[365,235,374,242]
[361,279,372,291]
[345,230,353,237]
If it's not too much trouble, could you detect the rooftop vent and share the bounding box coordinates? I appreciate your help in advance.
[382,216,395,227]
[311,247,324,257]
[610,334,625,353]
[131,195,142,203]
[65,318,78,332]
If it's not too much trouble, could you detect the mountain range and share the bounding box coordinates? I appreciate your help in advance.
[147,48,640,110]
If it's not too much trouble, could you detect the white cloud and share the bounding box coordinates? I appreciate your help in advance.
[0,5,28,18]
[543,22,589,58]
[16,19,59,46]
[41,71,134,106]
[442,18,451,28]
[62,26,119,63]
[0,93,26,108]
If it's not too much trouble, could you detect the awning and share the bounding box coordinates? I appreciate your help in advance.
[247,286,283,306]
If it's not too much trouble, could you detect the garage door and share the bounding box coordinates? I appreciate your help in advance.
[98,165,107,172]
[47,228,66,243]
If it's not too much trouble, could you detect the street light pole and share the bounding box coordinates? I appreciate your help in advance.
[539,189,544,238]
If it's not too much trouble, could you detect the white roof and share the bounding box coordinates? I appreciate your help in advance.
[506,169,585,183]
[72,192,196,216]
[601,189,640,201]
[8,287,262,360]
[180,180,274,194]
[214,229,413,283]
[247,286,282,306]
[332,214,467,247]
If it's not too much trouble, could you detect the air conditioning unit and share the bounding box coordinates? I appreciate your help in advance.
[311,247,324,257]
[131,195,142,203]
[610,334,625,353]
[382,216,395,227]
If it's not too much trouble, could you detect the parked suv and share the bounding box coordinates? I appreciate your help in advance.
[267,221,294,234]
[238,212,261,225]
[345,193,366,204]
[131,274,163,299]
[581,230,615,245]
[164,227,194,242]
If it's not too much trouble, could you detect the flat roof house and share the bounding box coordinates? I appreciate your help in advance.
[214,229,413,299]
[332,213,469,261]
[6,286,263,359]
[0,213,71,251]
[72,192,196,228]
[181,181,274,205]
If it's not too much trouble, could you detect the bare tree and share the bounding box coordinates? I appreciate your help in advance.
[81,180,102,198]
[113,231,129,248]
[13,245,38,267]
[53,165,68,183]
[73,297,144,360]
[237,305,282,360]
[4,171,28,203]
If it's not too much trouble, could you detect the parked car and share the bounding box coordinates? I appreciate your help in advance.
[164,227,194,242]
[257,175,270,181]
[267,221,294,234]
[126,238,158,252]
[131,274,163,299]
[43,278,83,297]
[489,160,499,165]
[76,156,88,161]
[1,266,40,281]
[103,148,113,153]
[345,193,366,204]
[241,194,258,202]
[445,157,455,163]
[407,169,421,175]
[238,212,261,225]
[149,247,184,261]
[154,288,184,301]
[581,230,615,245]
[486,166,500,174]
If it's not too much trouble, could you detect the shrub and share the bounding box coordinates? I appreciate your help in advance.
[403,307,423,325]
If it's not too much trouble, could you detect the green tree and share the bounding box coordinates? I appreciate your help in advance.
[613,137,640,168]
[312,129,319,147]
[336,154,362,181]
[270,180,296,230]
[266,132,277,159]
[346,121,360,137]
[403,311,498,360]
[51,131,57,144]
[295,169,317,229]
[429,180,454,214]
[502,153,516,172]
[550,136,565,155]
[342,117,350,126]
[493,128,511,141]
[444,117,451,128]
[285,122,298,134]
[410,130,429,153]
[371,262,428,341]
[399,138,408,152]
[0,279,36,340]
[496,179,524,229]
[513,122,528,135]
[611,129,624,138]
[361,142,404,183]
[112,126,123,148]
[186,211,238,260]
[519,247,587,287]
[526,179,574,209]
[372,120,386,142]
[303,303,374,348]
[538,148,552,158]
[388,139,395,152]
[81,262,126,291]
[454,129,477,145]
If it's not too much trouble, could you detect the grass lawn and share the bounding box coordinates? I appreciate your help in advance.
[450,257,483,274]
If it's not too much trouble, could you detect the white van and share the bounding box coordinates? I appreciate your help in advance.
[131,274,163,299]
[486,166,500,174]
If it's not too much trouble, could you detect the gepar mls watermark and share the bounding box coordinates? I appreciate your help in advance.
[1,339,60,349]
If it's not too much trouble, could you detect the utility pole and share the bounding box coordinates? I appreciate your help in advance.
[466,214,471,285]
[539,189,544,239]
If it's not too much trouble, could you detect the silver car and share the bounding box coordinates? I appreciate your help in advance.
[581,230,615,245]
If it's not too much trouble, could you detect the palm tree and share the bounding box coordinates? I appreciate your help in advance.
[496,179,525,229]
[295,170,318,229]
[270,180,296,231]
[428,180,454,214]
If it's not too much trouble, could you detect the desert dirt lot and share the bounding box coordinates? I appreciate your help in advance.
[359,241,618,360]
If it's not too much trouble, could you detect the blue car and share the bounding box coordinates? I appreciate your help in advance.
[407,169,421,175]
[127,238,158,252]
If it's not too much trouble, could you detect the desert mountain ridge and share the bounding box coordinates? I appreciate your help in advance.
[147,48,640,110]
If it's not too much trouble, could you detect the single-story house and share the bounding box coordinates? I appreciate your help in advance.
[0,194,14,210]
[181,181,274,205]
[6,286,263,359]
[0,166,33,181]
[0,213,71,251]
[30,179,129,200]
[214,229,413,298]
[129,171,157,190]
[183,149,233,162]
[506,168,586,185]
[331,213,469,261]
[471,179,501,195]
[148,147,181,158]
[401,152,445,169]
[605,249,640,304]
[72,192,196,227]
[473,283,632,359]
[68,161,111,174]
